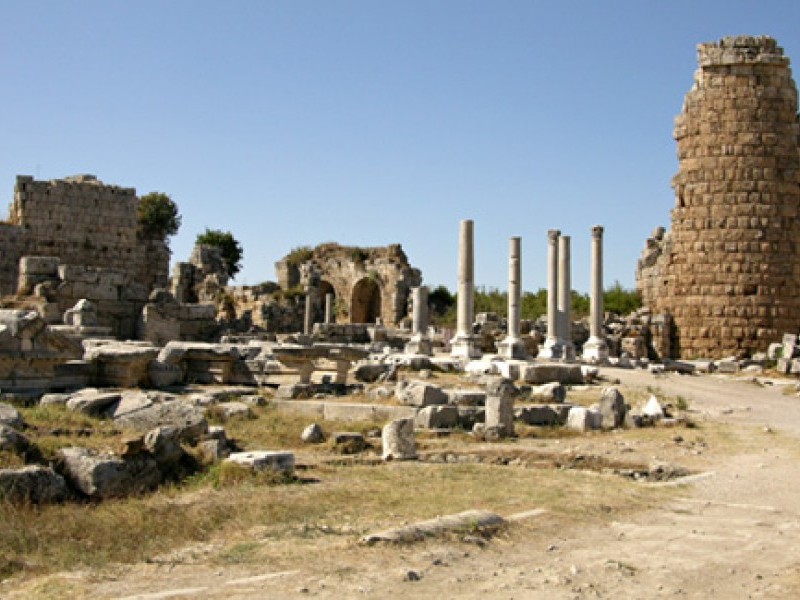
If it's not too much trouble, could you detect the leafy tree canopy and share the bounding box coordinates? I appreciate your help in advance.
[137,192,181,238]
[196,228,243,279]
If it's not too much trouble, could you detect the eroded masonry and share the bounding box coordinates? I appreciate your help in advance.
[637,36,800,359]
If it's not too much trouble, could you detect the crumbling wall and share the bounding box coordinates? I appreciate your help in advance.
[0,175,172,338]
[637,36,800,358]
[275,243,422,327]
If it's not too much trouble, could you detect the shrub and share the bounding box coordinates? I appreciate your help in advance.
[137,192,181,238]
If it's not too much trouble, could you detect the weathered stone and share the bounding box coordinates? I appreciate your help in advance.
[144,426,185,469]
[40,393,70,406]
[637,36,800,359]
[0,465,67,503]
[57,447,161,498]
[716,359,741,374]
[528,382,567,403]
[396,380,448,407]
[0,402,24,429]
[446,389,486,406]
[598,387,627,429]
[65,390,122,417]
[643,395,665,420]
[114,400,207,442]
[516,404,572,426]
[301,423,326,444]
[226,450,294,474]
[415,405,459,429]
[566,407,602,432]
[382,418,416,460]
[485,394,514,438]
[0,423,30,453]
[354,363,392,383]
[275,383,314,399]
[214,401,252,420]
[148,360,184,388]
[520,363,583,385]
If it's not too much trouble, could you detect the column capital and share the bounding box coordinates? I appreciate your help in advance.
[547,229,561,242]
[591,225,604,238]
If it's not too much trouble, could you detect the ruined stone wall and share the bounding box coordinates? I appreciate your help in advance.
[637,36,800,358]
[275,243,422,327]
[0,175,170,297]
[0,175,172,338]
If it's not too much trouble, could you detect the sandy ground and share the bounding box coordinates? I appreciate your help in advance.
[6,368,800,599]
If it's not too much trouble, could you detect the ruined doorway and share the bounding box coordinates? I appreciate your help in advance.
[351,277,382,324]
[319,280,335,323]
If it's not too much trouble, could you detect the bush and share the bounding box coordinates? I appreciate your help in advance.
[137,192,181,238]
[196,228,243,279]
[604,281,641,315]
[285,246,313,267]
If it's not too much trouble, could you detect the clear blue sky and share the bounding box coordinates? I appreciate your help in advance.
[2,1,798,293]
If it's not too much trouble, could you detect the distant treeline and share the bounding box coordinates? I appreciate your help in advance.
[429,281,641,327]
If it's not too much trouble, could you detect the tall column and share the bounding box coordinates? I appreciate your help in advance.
[498,236,527,359]
[450,219,481,358]
[303,289,313,335]
[583,225,609,363]
[405,286,432,355]
[539,229,564,359]
[557,235,576,361]
[324,293,335,324]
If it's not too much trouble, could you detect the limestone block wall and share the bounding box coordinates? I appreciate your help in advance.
[637,36,800,358]
[0,174,170,297]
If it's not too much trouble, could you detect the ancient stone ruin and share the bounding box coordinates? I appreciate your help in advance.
[0,175,170,338]
[637,36,800,359]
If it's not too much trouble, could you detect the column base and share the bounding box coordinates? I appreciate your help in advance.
[582,337,609,364]
[405,335,433,356]
[496,336,528,360]
[450,334,482,359]
[538,337,565,360]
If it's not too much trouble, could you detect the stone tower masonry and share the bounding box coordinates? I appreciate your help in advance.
[637,36,800,358]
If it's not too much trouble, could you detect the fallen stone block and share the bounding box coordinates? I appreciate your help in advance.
[0,423,30,453]
[57,447,161,499]
[415,405,459,429]
[301,423,326,444]
[598,387,627,429]
[144,426,185,470]
[566,407,602,432]
[0,402,24,429]
[515,404,571,426]
[65,390,122,417]
[446,389,486,406]
[521,363,584,385]
[716,358,741,373]
[0,465,67,503]
[528,382,567,403]
[114,400,207,443]
[226,450,294,474]
[382,417,416,460]
[354,363,392,383]
[214,401,252,420]
[396,381,448,407]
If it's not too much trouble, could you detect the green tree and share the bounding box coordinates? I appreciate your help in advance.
[603,281,641,315]
[137,192,181,237]
[196,228,243,279]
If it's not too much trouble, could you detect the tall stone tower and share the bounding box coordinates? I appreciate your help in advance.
[637,36,800,358]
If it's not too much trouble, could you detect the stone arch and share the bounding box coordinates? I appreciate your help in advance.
[351,277,382,324]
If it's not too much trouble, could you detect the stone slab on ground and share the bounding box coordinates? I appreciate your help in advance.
[0,465,67,503]
[226,451,294,474]
[521,363,584,384]
[361,509,506,544]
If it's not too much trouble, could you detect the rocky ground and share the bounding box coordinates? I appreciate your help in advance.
[4,367,800,599]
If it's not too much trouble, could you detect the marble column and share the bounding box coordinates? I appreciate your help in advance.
[539,229,564,359]
[497,236,527,359]
[324,293,335,324]
[557,235,576,361]
[450,219,481,358]
[405,286,432,355]
[583,225,609,363]
[303,288,313,335]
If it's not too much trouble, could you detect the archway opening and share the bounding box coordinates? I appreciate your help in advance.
[351,278,381,324]
[318,280,335,323]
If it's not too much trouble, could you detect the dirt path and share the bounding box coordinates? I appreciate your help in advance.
[8,370,800,599]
